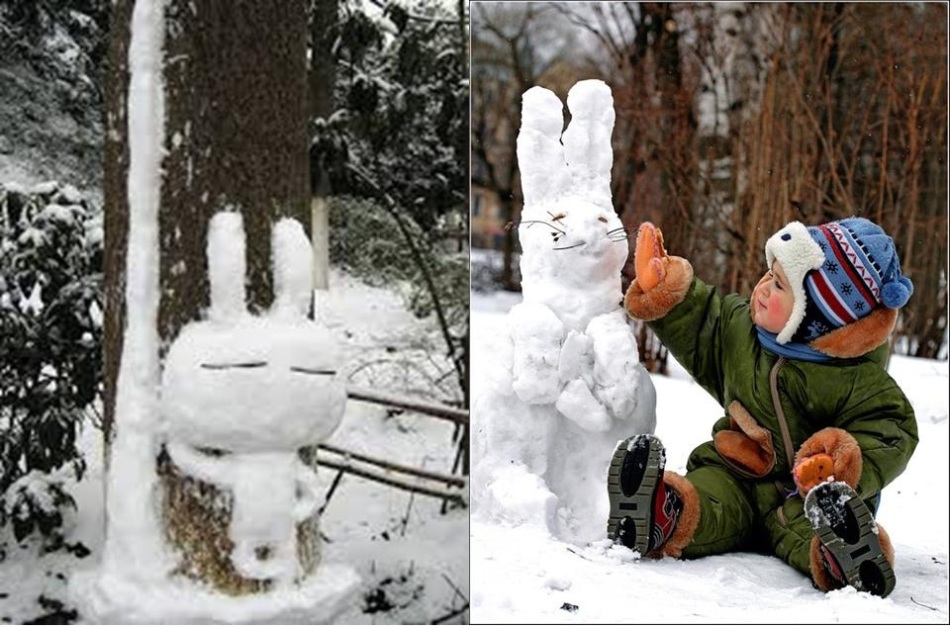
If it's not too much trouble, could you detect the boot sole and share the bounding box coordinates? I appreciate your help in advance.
[607,435,663,554]
[805,481,895,598]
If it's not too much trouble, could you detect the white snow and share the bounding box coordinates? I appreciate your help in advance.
[97,0,170,592]
[75,6,360,622]
[206,210,246,322]
[0,269,467,624]
[472,80,656,545]
[18,282,43,315]
[471,289,950,623]
[157,212,350,590]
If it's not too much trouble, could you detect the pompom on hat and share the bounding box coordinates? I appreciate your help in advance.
[765,217,913,345]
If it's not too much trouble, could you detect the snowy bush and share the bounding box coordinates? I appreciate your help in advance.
[330,195,467,324]
[0,181,102,543]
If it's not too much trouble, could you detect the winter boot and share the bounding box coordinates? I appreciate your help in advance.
[805,481,896,597]
[607,435,697,557]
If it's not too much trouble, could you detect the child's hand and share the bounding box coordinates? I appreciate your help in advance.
[792,428,863,496]
[635,222,668,292]
[793,453,836,494]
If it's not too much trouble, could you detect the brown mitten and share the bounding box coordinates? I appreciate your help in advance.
[634,222,669,292]
[624,224,694,322]
[793,453,835,493]
[793,428,863,495]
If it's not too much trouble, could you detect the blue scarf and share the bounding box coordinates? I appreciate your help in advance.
[756,327,833,363]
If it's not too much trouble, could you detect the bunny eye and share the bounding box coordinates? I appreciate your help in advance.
[201,361,267,370]
[548,211,567,222]
[598,216,608,223]
[290,367,337,376]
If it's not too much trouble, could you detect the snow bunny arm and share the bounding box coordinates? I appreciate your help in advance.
[510,301,564,405]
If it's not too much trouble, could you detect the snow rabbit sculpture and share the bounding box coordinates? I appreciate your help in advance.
[473,80,657,543]
[161,212,347,586]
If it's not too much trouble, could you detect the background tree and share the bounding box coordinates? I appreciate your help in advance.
[472,1,948,362]
[310,0,470,468]
[104,0,312,593]
[471,3,576,291]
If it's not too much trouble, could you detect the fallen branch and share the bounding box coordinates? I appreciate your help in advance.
[910,596,939,611]
[430,603,470,625]
[441,573,469,607]
[318,468,345,516]
[317,450,466,504]
[319,443,465,487]
[347,385,469,425]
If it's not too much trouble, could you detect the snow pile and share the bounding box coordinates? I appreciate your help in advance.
[472,80,656,544]
[471,289,949,622]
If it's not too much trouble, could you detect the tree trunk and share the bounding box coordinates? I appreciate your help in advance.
[104,0,313,595]
[309,0,337,292]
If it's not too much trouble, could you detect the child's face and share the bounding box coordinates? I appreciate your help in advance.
[751,260,795,334]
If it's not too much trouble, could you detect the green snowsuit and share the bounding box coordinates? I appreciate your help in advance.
[648,276,918,575]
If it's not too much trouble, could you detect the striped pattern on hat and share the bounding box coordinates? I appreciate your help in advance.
[767,217,914,345]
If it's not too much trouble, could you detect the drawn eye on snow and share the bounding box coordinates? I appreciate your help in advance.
[200,361,268,369]
[289,367,337,376]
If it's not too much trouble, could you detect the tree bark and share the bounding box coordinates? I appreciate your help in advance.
[309,0,338,292]
[105,0,313,595]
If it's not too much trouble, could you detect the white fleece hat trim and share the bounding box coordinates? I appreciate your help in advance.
[764,221,826,344]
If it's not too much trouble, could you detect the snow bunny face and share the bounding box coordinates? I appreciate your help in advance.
[517,81,628,302]
[161,212,347,453]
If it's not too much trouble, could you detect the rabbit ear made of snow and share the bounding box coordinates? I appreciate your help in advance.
[517,86,568,208]
[207,211,248,322]
[562,80,615,211]
[271,217,313,320]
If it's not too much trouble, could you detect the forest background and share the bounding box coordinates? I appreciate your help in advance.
[472,1,948,366]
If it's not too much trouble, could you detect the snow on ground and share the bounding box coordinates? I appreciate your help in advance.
[0,269,468,624]
[471,289,949,624]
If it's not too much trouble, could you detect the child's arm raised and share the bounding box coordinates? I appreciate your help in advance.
[624,222,747,405]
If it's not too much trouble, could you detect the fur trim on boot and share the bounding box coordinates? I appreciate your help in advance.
[624,256,694,322]
[649,471,700,559]
[794,428,863,492]
[809,524,894,592]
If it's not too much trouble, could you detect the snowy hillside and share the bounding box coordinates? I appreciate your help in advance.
[0,3,105,197]
[0,270,468,625]
[471,290,949,624]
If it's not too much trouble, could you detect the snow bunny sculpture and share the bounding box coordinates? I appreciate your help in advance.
[473,80,656,543]
[160,212,347,588]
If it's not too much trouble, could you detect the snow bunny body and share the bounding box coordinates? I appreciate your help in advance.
[161,212,347,587]
[473,80,656,543]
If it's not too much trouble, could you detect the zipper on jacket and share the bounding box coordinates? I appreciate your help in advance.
[769,357,796,471]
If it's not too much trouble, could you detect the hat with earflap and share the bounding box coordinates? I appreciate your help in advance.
[765,217,914,345]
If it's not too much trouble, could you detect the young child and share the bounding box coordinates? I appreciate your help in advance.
[609,217,917,598]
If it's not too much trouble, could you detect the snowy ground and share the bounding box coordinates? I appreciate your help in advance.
[0,270,468,624]
[471,289,949,624]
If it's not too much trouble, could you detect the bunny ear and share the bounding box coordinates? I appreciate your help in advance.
[517,86,567,208]
[271,217,313,319]
[562,80,615,210]
[207,211,247,321]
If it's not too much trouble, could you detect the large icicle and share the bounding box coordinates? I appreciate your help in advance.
[103,0,170,578]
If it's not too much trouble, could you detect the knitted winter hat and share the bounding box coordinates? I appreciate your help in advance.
[764,218,914,344]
